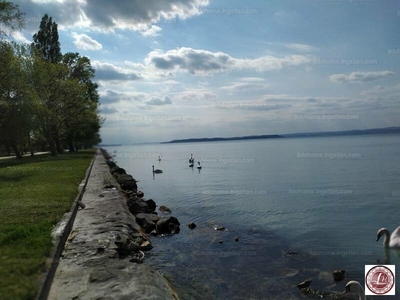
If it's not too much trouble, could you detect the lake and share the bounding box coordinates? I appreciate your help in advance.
[104,134,400,299]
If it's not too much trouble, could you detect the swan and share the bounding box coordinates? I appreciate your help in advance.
[158,156,161,161]
[197,162,202,169]
[189,154,194,164]
[189,162,194,167]
[376,226,400,248]
[343,281,366,300]
[152,165,163,174]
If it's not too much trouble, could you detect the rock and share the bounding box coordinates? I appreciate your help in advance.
[218,240,224,244]
[234,237,239,242]
[136,213,160,234]
[156,216,180,234]
[159,205,171,213]
[127,198,156,215]
[120,181,138,191]
[297,279,312,290]
[136,191,144,198]
[333,269,346,281]
[114,173,135,183]
[146,199,156,211]
[212,225,226,231]
[187,222,196,229]
[110,167,126,175]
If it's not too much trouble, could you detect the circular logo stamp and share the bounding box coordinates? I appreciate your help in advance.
[366,265,395,295]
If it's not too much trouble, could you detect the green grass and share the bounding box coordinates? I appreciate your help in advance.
[0,150,95,300]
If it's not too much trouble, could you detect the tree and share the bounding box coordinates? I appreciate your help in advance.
[62,52,101,151]
[0,42,37,158]
[0,1,24,38]
[32,13,61,63]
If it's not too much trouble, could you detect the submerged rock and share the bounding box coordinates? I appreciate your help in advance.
[297,279,312,290]
[156,216,180,234]
[159,205,171,213]
[187,222,196,229]
[333,269,346,282]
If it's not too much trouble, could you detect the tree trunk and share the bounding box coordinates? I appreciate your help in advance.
[55,136,63,154]
[28,133,34,156]
[67,134,75,152]
[43,126,57,156]
[12,144,23,159]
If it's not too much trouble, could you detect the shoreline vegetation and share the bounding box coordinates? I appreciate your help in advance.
[0,149,95,299]
[161,126,400,144]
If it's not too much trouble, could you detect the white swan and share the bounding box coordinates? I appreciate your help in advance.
[152,165,163,174]
[376,226,400,248]
[343,281,366,300]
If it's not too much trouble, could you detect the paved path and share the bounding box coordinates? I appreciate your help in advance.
[48,150,178,300]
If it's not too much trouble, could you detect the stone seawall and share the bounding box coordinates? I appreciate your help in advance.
[48,149,179,299]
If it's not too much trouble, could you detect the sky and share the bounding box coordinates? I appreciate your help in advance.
[10,0,400,144]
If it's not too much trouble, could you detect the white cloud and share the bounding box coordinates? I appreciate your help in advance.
[179,90,217,101]
[221,82,268,92]
[92,61,142,81]
[329,71,395,83]
[146,96,173,106]
[20,0,210,36]
[11,31,30,44]
[284,43,318,52]
[144,47,311,75]
[71,32,102,51]
[142,25,162,37]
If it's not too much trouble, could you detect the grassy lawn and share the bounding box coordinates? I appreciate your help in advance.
[0,150,95,300]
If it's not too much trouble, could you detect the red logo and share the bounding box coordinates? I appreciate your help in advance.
[366,265,395,295]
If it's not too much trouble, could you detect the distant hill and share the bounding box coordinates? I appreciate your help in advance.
[163,127,400,144]
[163,134,283,144]
[281,126,400,138]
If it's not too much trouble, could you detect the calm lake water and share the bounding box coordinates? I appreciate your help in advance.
[104,134,400,300]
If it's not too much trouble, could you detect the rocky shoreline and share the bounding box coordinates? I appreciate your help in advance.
[102,149,181,236]
[47,149,179,299]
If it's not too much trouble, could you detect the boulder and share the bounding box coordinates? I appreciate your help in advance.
[156,216,180,234]
[136,191,144,198]
[159,205,171,213]
[136,213,160,234]
[120,181,138,191]
[127,198,156,215]
[110,167,126,175]
[114,174,135,183]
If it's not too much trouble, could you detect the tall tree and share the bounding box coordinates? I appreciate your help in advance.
[0,42,37,158]
[32,14,61,63]
[62,52,101,151]
[0,1,24,38]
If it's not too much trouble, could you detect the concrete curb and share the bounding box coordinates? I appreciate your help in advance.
[44,149,179,300]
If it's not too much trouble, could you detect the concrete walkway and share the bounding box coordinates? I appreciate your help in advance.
[48,150,178,300]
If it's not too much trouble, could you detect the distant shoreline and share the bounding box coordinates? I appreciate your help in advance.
[162,126,400,144]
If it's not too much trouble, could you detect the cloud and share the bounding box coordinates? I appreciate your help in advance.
[284,43,318,52]
[221,82,268,92]
[329,71,395,83]
[144,47,311,75]
[93,61,142,81]
[180,90,217,101]
[71,32,102,51]
[142,25,162,37]
[100,90,147,104]
[100,106,119,114]
[239,77,265,82]
[19,0,209,36]
[146,96,173,106]
[11,31,30,44]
